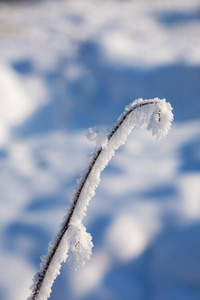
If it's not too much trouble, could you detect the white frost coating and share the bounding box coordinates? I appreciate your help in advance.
[29,232,69,300]
[86,127,108,149]
[67,224,93,270]
[70,98,173,224]
[29,98,173,300]
[125,98,173,140]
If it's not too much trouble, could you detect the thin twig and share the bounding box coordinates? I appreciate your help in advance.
[30,101,157,300]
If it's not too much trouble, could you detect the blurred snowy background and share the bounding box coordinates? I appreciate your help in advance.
[0,0,200,299]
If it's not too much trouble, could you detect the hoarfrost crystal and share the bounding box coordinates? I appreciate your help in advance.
[67,224,93,270]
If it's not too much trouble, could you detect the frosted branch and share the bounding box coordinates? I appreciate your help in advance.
[28,98,173,300]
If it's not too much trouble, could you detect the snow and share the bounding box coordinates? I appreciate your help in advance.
[0,62,46,145]
[0,0,200,300]
[105,213,159,261]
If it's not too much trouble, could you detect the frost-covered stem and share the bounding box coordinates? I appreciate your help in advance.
[29,150,102,300]
[29,98,173,300]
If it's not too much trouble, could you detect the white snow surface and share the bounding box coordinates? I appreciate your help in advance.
[0,0,200,67]
[0,1,200,300]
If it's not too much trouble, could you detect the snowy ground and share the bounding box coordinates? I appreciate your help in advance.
[0,0,200,299]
